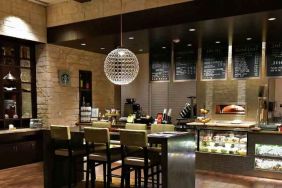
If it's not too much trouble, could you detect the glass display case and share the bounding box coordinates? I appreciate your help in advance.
[255,144,282,173]
[199,130,247,156]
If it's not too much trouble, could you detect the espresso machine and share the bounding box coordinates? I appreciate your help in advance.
[124,98,141,117]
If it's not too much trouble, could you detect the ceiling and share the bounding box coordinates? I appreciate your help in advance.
[47,0,282,54]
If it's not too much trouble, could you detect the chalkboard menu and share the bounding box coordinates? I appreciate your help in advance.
[267,42,282,77]
[202,46,228,80]
[150,53,170,81]
[174,49,196,81]
[232,44,261,79]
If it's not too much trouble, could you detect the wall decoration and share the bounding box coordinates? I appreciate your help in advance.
[58,70,71,86]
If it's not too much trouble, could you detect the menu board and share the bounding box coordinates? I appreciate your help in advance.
[174,49,196,80]
[267,42,282,77]
[202,46,228,80]
[150,53,170,81]
[232,44,261,79]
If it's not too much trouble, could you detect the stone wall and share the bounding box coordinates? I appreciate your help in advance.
[36,44,115,126]
[0,0,46,42]
[47,0,192,27]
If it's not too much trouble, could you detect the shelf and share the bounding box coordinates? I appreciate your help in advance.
[0,64,20,68]
[3,90,20,93]
[196,151,248,157]
[254,155,282,160]
[20,58,30,61]
[21,82,31,84]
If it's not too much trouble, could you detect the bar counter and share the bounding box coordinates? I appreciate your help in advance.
[43,127,196,188]
[181,122,282,180]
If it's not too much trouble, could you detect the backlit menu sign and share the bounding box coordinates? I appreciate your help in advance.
[202,46,228,80]
[233,44,261,79]
[267,42,282,77]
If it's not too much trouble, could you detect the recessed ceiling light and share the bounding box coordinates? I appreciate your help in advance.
[215,41,221,44]
[128,36,134,40]
[268,17,276,21]
[187,44,192,47]
[189,28,196,32]
[173,38,180,43]
[100,47,105,50]
[246,37,252,41]
[81,43,86,46]
[162,46,166,49]
[138,49,143,52]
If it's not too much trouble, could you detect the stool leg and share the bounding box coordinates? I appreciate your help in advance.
[107,162,111,188]
[125,167,130,188]
[86,158,90,188]
[90,161,95,188]
[68,157,72,188]
[121,165,125,188]
[103,163,107,188]
[135,169,138,187]
[138,169,141,188]
[157,165,160,188]
[152,167,155,188]
[144,167,148,188]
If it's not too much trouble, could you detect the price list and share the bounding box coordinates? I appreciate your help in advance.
[267,42,282,77]
[233,44,261,79]
[202,47,228,80]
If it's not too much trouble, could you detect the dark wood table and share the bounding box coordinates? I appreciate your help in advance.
[43,129,195,188]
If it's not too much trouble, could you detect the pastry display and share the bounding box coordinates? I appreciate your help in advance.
[199,130,247,156]
[255,144,282,158]
[255,158,282,172]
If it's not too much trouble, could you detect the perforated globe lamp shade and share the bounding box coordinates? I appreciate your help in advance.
[104,48,139,85]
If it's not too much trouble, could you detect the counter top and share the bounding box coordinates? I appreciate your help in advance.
[0,128,45,135]
[186,121,256,128]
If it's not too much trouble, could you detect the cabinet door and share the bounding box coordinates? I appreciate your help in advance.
[0,143,19,169]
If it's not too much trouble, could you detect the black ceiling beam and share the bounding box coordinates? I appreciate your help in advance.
[48,0,282,44]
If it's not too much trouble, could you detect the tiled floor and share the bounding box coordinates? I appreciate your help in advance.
[0,163,282,188]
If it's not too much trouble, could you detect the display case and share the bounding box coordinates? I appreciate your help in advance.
[199,130,247,156]
[254,144,282,173]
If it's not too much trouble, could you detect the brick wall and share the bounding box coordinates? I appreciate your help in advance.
[47,0,192,27]
[0,0,46,43]
[36,44,115,126]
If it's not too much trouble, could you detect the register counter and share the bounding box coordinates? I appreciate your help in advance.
[182,122,282,180]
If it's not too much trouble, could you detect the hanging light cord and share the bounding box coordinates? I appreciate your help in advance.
[120,0,123,47]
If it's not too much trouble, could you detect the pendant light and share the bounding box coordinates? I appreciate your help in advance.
[104,0,139,85]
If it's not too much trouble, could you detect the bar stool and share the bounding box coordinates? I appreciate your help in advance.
[50,125,86,188]
[120,129,161,188]
[84,127,121,188]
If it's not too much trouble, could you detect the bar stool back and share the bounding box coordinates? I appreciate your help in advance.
[92,121,111,128]
[125,123,147,130]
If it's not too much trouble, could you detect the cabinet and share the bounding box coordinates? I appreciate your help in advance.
[79,70,92,122]
[0,37,36,129]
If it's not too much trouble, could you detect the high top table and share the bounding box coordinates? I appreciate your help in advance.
[43,128,195,188]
